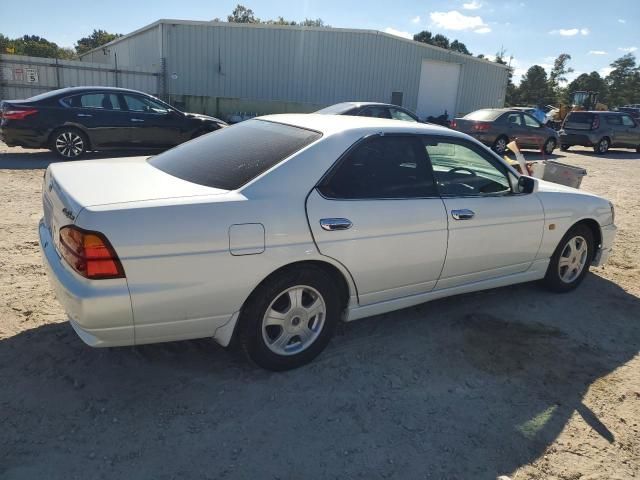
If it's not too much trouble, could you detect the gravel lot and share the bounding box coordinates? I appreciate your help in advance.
[1,141,639,480]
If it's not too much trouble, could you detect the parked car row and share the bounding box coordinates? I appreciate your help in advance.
[0,87,228,159]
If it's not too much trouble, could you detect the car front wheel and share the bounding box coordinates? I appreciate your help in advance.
[543,224,594,293]
[593,137,610,154]
[492,136,508,155]
[239,266,341,371]
[52,128,88,160]
[543,138,557,155]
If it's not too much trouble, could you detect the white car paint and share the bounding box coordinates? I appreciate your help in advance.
[39,114,616,350]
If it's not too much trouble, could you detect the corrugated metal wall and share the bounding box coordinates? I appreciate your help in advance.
[79,26,161,70]
[0,54,160,101]
[161,22,508,116]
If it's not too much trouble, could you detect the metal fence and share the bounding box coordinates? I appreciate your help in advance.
[0,54,161,101]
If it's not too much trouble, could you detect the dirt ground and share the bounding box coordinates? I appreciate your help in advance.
[1,141,639,480]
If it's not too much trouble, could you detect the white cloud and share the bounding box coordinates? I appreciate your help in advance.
[599,66,614,77]
[384,27,412,40]
[549,27,589,36]
[589,50,607,55]
[618,46,638,53]
[411,15,421,24]
[618,19,626,24]
[429,10,491,33]
[463,0,482,10]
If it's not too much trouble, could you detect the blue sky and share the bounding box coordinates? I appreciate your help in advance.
[3,0,638,84]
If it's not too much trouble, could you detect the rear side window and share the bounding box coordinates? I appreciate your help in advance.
[463,109,503,121]
[359,106,391,119]
[319,135,437,199]
[63,93,122,110]
[621,115,636,127]
[149,120,321,190]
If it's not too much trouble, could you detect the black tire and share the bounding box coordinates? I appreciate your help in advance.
[239,265,342,371]
[492,136,509,155]
[50,127,88,160]
[560,144,570,151]
[636,145,640,153]
[543,137,557,155]
[593,137,610,155]
[543,224,594,293]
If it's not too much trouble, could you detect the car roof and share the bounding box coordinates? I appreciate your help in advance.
[47,86,150,96]
[258,113,461,137]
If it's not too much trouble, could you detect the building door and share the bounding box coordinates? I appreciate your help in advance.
[416,60,461,120]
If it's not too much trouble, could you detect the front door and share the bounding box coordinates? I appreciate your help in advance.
[306,135,448,305]
[423,136,545,289]
[121,93,185,148]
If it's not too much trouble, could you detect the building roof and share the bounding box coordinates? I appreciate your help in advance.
[79,18,510,70]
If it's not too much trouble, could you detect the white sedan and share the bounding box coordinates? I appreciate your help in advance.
[39,114,617,370]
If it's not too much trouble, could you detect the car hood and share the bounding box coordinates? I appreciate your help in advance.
[184,112,227,125]
[46,156,229,210]
[535,177,601,199]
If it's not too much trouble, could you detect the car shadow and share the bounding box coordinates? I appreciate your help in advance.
[1,273,638,479]
[0,148,158,170]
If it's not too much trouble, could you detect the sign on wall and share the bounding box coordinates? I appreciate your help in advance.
[0,66,39,83]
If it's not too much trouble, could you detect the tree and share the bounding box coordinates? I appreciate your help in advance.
[75,29,122,55]
[300,18,328,27]
[606,54,639,106]
[264,16,296,25]
[227,4,260,23]
[450,40,471,55]
[1,34,75,59]
[549,53,574,87]
[413,30,433,44]
[412,30,471,55]
[494,48,518,106]
[432,34,450,50]
[565,72,608,105]
[518,65,554,105]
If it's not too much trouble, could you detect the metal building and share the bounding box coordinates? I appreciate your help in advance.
[79,19,509,119]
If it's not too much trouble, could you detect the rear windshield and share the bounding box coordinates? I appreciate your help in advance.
[149,120,321,190]
[315,103,355,114]
[463,109,502,121]
[566,112,594,124]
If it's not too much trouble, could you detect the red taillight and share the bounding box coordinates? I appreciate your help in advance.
[2,108,38,120]
[450,120,458,129]
[591,115,600,130]
[473,122,491,132]
[59,226,124,279]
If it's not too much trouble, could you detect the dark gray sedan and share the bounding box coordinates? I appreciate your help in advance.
[452,108,560,155]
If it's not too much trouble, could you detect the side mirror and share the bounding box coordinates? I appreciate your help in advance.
[517,175,537,194]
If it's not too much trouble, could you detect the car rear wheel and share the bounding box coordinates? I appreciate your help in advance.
[543,137,556,155]
[560,144,570,151]
[593,137,609,154]
[492,136,508,155]
[239,266,341,371]
[543,224,594,293]
[51,128,88,160]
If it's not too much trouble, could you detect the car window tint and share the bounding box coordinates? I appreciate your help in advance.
[389,108,417,122]
[359,106,391,119]
[319,136,436,199]
[621,115,636,127]
[66,93,122,110]
[606,115,623,126]
[424,139,510,196]
[523,113,541,128]
[463,109,503,121]
[123,94,170,114]
[149,120,321,190]
[505,113,522,126]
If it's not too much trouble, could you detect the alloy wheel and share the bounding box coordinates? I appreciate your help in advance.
[55,131,85,158]
[598,138,609,153]
[558,235,588,284]
[494,138,507,154]
[544,138,556,154]
[261,285,326,356]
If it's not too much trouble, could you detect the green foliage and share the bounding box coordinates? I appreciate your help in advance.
[75,29,122,55]
[0,33,75,59]
[518,65,554,105]
[606,54,640,106]
[412,30,471,56]
[564,72,608,104]
[224,5,329,27]
[227,4,260,23]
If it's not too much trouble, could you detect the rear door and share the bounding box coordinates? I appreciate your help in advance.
[503,112,527,144]
[63,92,132,148]
[121,93,185,147]
[620,114,640,147]
[306,134,448,305]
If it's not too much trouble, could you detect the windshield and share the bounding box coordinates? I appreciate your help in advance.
[463,109,503,121]
[149,120,321,190]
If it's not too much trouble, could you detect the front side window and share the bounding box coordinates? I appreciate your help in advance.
[123,94,170,114]
[150,120,321,190]
[319,135,436,199]
[389,108,417,122]
[425,138,511,196]
[621,115,636,127]
[523,113,542,128]
[504,112,522,126]
[606,115,622,126]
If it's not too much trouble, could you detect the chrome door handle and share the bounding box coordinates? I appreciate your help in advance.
[76,113,92,118]
[130,118,144,122]
[451,209,475,220]
[320,218,352,231]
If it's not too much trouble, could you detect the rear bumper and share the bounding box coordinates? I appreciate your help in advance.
[592,223,617,267]
[0,125,49,148]
[559,131,596,146]
[39,219,134,347]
